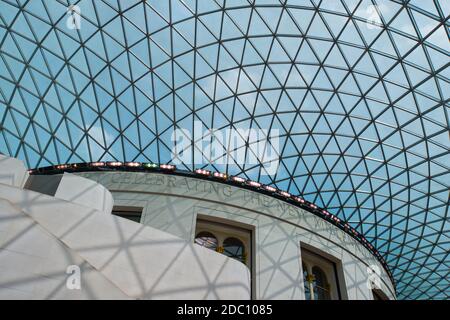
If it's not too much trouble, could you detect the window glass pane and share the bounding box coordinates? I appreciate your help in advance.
[112,208,142,223]
[195,232,218,251]
[312,266,331,300]
[303,263,311,300]
[223,237,245,264]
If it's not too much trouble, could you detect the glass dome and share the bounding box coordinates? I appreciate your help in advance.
[0,0,448,299]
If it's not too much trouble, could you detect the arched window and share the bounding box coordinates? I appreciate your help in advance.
[195,232,218,251]
[302,248,340,300]
[194,218,252,269]
[222,237,246,264]
[312,266,331,300]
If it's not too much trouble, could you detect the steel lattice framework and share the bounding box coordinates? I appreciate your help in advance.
[0,0,449,299]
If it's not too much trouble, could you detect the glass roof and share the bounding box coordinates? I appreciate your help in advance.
[0,0,448,299]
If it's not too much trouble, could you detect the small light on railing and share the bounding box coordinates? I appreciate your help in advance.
[126,162,140,167]
[279,191,291,198]
[309,203,317,209]
[55,164,69,170]
[108,161,123,167]
[264,185,277,193]
[143,163,158,169]
[160,164,176,170]
[248,181,261,188]
[213,172,227,179]
[195,169,210,176]
[294,197,305,204]
[231,176,246,183]
[322,210,330,216]
[91,162,105,167]
[328,214,334,219]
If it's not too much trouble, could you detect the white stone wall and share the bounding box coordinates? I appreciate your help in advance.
[77,171,396,300]
[55,172,114,214]
[0,154,29,188]
[0,157,251,300]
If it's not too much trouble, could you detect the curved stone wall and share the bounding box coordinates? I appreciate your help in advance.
[77,171,396,300]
